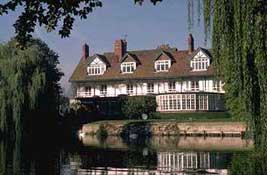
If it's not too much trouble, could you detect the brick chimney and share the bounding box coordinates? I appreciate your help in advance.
[114,39,127,61]
[188,34,194,54]
[82,43,89,59]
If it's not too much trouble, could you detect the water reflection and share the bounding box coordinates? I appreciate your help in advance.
[0,136,261,175]
[65,147,231,174]
[81,135,253,151]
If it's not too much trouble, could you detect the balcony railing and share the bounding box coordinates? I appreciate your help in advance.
[76,88,225,98]
[77,92,92,97]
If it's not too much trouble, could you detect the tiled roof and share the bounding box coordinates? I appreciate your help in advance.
[69,47,216,83]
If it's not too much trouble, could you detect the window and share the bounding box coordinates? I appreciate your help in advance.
[127,84,134,95]
[213,80,220,91]
[87,63,106,75]
[190,57,209,71]
[199,95,208,110]
[147,83,154,93]
[168,82,176,92]
[191,81,199,91]
[155,60,171,72]
[100,85,107,95]
[157,94,196,111]
[85,86,91,96]
[121,62,136,73]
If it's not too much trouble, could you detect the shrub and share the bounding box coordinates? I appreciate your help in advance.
[122,96,157,119]
[96,124,108,141]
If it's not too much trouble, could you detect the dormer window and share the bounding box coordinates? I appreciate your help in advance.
[191,58,209,71]
[87,56,107,76]
[155,60,171,72]
[190,49,210,71]
[121,62,136,73]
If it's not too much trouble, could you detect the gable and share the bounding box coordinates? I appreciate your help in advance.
[157,53,170,61]
[190,48,211,71]
[155,51,175,62]
[123,55,136,62]
[193,50,209,60]
[190,48,211,61]
[89,57,105,66]
[88,54,110,67]
[120,53,140,64]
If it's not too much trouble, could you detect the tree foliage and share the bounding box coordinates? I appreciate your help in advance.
[0,0,164,47]
[122,96,157,119]
[0,39,63,139]
[201,0,267,149]
[0,0,103,46]
[229,151,267,175]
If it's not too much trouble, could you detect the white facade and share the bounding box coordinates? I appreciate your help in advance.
[76,80,224,98]
[75,79,225,112]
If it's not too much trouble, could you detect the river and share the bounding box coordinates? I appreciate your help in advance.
[0,136,258,175]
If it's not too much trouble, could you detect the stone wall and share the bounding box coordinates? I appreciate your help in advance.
[81,121,246,137]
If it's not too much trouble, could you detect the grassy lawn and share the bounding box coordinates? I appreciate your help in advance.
[89,112,238,125]
[153,112,233,121]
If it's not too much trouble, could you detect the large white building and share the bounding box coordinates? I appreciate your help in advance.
[69,34,225,113]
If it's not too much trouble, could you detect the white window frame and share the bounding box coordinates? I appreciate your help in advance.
[87,57,106,76]
[190,51,210,71]
[100,85,107,95]
[155,60,171,72]
[168,82,176,92]
[198,95,208,110]
[127,84,134,95]
[121,62,136,73]
[84,86,91,96]
[213,80,220,91]
[147,83,154,93]
[191,81,199,91]
[157,94,196,111]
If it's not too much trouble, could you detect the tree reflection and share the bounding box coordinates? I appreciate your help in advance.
[0,139,62,175]
[229,150,267,175]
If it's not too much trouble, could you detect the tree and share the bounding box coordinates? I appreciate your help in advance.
[0,0,163,47]
[0,39,63,139]
[201,0,267,149]
[122,96,157,119]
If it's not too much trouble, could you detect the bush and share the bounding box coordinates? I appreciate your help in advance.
[122,96,157,119]
[96,124,108,141]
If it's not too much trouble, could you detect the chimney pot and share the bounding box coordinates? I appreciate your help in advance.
[82,43,89,59]
[188,34,194,54]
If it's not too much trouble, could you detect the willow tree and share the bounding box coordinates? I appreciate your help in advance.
[199,0,267,148]
[0,39,63,139]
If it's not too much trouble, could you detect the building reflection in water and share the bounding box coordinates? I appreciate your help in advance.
[66,149,231,175]
[157,151,228,174]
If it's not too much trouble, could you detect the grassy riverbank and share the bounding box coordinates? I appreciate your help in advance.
[91,112,234,125]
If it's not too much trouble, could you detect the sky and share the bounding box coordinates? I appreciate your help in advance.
[0,0,207,95]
